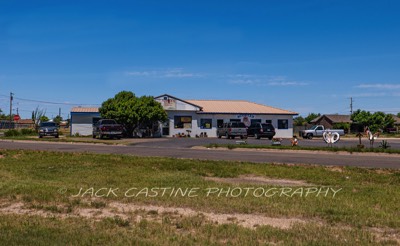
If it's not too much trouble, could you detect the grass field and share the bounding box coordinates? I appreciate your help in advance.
[0,149,399,245]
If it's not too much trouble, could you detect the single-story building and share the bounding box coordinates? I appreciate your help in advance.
[15,119,35,129]
[70,107,100,136]
[154,94,297,138]
[70,94,298,138]
[310,114,352,129]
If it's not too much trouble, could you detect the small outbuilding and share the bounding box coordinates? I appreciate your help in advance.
[70,107,100,136]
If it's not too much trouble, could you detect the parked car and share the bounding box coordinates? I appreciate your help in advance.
[300,125,345,139]
[217,122,247,139]
[38,121,59,138]
[247,123,276,140]
[92,119,124,139]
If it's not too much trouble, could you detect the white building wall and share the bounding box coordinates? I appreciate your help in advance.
[166,111,294,138]
[70,112,100,136]
[71,124,93,136]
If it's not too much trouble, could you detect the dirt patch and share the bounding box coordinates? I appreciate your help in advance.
[370,227,400,244]
[326,166,344,173]
[204,175,313,187]
[0,200,306,230]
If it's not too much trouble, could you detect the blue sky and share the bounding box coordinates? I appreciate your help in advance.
[1,0,400,119]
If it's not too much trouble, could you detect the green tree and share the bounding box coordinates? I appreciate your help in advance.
[351,109,371,126]
[0,108,6,120]
[32,107,47,130]
[351,109,395,132]
[53,115,63,124]
[99,91,167,137]
[397,112,400,118]
[305,113,321,124]
[39,116,49,122]
[293,116,306,126]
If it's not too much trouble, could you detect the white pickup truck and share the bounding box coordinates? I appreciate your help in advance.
[300,125,345,139]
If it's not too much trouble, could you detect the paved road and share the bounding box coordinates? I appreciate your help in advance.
[1,140,399,169]
[131,137,400,149]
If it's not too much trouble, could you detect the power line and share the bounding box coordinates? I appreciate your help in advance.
[0,94,99,106]
[14,96,100,106]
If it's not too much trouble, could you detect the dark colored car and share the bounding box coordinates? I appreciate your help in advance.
[38,122,59,138]
[92,119,124,139]
[247,123,275,139]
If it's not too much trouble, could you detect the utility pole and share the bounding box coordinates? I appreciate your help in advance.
[9,92,14,129]
[350,97,353,115]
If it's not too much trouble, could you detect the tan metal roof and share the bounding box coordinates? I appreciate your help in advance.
[71,107,99,113]
[186,100,297,115]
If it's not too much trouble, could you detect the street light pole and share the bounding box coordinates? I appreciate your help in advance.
[9,92,14,129]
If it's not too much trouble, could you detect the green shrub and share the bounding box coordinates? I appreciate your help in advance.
[4,128,37,137]
[20,128,36,135]
[4,129,21,137]
[379,140,391,149]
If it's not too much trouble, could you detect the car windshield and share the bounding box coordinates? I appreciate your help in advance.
[262,124,274,130]
[40,122,57,127]
[232,122,246,128]
[310,125,318,130]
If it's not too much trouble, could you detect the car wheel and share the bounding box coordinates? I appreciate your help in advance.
[217,133,222,138]
[92,134,96,139]
[39,135,43,138]
[231,135,235,139]
[306,133,313,139]
[55,135,59,138]
[268,137,273,140]
[255,133,260,139]
[240,135,244,139]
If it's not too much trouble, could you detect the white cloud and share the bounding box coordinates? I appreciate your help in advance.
[267,81,309,86]
[126,68,203,79]
[266,76,309,86]
[348,92,387,97]
[227,75,309,87]
[229,79,259,85]
[356,83,400,89]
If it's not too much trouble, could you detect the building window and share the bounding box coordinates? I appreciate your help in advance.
[200,119,212,129]
[278,119,288,129]
[251,119,261,125]
[174,116,192,129]
[265,120,272,124]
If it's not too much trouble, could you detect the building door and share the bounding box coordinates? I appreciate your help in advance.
[162,121,169,136]
[217,119,224,128]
